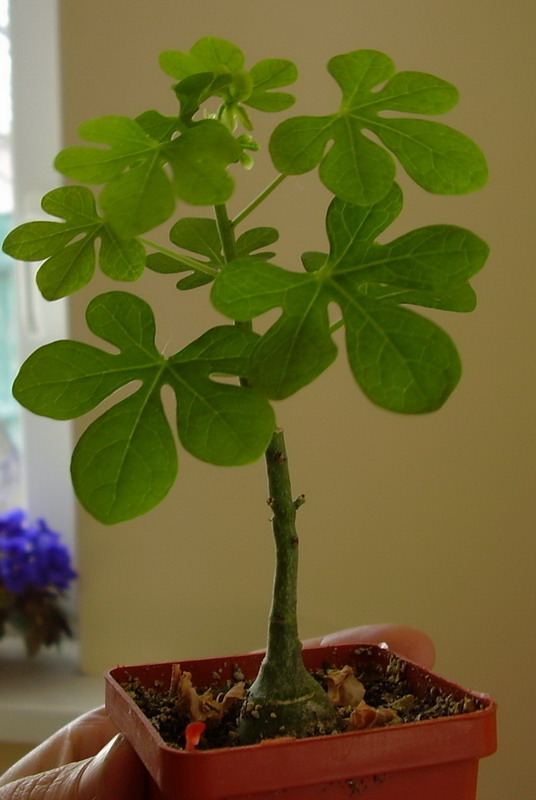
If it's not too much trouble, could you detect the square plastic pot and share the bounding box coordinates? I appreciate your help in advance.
[105,644,496,800]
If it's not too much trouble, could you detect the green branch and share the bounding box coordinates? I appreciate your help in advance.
[232,174,287,227]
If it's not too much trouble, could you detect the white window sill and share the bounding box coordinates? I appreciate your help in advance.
[0,637,103,745]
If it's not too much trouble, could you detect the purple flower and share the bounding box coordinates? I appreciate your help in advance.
[0,509,77,595]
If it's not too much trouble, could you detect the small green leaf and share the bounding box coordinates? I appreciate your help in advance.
[164,121,241,205]
[55,116,154,184]
[169,217,224,265]
[190,37,245,73]
[173,73,218,122]
[145,251,214,290]
[100,158,175,237]
[175,271,214,291]
[2,186,145,299]
[159,50,200,80]
[14,291,275,522]
[212,185,488,411]
[245,59,297,111]
[144,217,223,290]
[270,49,488,204]
[236,227,279,259]
[159,37,245,82]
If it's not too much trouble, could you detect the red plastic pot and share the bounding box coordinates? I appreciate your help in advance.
[105,644,496,800]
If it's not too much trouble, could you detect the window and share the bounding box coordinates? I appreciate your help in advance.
[0,0,75,545]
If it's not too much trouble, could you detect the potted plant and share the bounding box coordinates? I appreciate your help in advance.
[2,37,496,799]
[0,508,77,656]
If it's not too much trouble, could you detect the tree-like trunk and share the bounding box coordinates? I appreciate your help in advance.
[238,428,341,743]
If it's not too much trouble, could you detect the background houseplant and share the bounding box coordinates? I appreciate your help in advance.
[2,0,535,796]
[0,508,76,656]
[3,31,491,744]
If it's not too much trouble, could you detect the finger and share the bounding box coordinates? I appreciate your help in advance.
[0,707,118,786]
[79,734,146,800]
[302,624,436,669]
[0,734,146,800]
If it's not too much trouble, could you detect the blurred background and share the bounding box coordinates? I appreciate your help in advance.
[3,1,536,797]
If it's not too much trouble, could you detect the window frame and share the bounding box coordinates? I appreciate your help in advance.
[7,0,76,552]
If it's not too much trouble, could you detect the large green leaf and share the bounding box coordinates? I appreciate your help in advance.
[1,186,145,299]
[211,184,489,412]
[270,49,488,204]
[13,291,275,523]
[54,115,241,236]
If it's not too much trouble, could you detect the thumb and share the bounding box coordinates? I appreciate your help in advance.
[0,734,146,800]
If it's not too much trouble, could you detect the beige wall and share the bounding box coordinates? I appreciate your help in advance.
[58,1,534,798]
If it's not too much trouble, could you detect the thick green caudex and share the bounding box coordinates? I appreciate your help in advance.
[2,37,488,742]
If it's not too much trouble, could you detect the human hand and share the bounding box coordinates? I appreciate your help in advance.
[0,624,434,799]
[302,623,436,669]
[0,707,145,800]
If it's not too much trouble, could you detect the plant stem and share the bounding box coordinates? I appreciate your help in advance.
[214,204,238,262]
[211,206,340,743]
[238,427,341,743]
[232,174,286,227]
[263,428,302,670]
[214,204,252,342]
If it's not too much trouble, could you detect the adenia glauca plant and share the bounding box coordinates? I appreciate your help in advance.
[2,38,489,745]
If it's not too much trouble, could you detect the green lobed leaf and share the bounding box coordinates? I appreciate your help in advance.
[147,216,223,289]
[144,221,279,291]
[54,115,241,236]
[169,217,224,265]
[341,299,462,413]
[12,340,125,419]
[245,59,297,111]
[144,252,214,290]
[186,37,245,74]
[13,291,275,523]
[55,116,155,183]
[236,226,279,259]
[270,49,488,204]
[163,121,241,206]
[99,157,175,238]
[169,326,275,464]
[71,390,178,525]
[135,110,182,142]
[160,38,296,120]
[173,73,219,122]
[2,186,146,299]
[212,184,489,411]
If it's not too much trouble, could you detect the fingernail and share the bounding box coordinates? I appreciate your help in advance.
[79,734,125,799]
